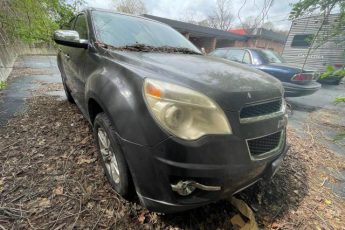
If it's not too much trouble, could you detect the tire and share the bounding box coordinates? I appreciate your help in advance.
[93,112,132,197]
[62,78,75,104]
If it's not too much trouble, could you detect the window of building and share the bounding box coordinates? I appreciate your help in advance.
[74,14,88,40]
[291,34,314,47]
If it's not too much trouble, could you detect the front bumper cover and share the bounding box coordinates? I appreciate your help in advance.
[121,128,289,213]
[136,143,289,213]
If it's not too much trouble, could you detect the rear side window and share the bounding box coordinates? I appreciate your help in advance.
[226,49,245,62]
[210,49,229,58]
[74,14,88,40]
[291,34,314,47]
[243,51,251,64]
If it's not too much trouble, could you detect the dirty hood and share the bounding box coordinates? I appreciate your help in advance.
[108,50,283,111]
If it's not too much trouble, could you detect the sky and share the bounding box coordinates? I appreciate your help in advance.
[84,0,299,30]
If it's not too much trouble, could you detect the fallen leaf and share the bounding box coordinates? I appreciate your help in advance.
[86,202,94,209]
[271,222,280,229]
[325,200,332,205]
[77,158,96,165]
[53,185,63,195]
[38,139,45,145]
[138,212,146,224]
[39,198,51,207]
[0,178,4,193]
[105,209,114,218]
[30,197,51,208]
[229,196,259,230]
[231,214,245,228]
[80,137,90,145]
[149,212,158,224]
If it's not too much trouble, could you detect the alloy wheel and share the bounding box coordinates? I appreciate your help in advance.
[97,128,120,184]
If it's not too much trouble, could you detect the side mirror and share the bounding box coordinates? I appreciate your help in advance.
[53,30,88,48]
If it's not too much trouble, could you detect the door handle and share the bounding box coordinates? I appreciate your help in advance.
[64,54,70,60]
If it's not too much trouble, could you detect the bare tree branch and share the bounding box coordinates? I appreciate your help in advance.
[206,0,234,30]
[113,0,147,15]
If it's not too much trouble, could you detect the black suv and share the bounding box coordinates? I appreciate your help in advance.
[54,8,289,213]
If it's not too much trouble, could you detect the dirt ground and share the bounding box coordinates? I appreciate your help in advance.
[1,80,345,230]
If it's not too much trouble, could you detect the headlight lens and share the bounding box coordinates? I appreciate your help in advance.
[143,79,232,140]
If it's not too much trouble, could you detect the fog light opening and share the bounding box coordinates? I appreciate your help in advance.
[171,181,196,196]
[171,180,221,196]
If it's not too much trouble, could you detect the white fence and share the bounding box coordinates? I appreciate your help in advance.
[0,42,56,81]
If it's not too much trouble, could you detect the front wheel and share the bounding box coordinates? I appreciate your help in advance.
[93,113,132,197]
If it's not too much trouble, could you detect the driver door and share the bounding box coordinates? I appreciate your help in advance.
[67,13,89,114]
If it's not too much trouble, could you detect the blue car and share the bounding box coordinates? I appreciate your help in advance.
[210,48,321,97]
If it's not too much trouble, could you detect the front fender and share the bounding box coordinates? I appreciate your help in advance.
[85,63,169,147]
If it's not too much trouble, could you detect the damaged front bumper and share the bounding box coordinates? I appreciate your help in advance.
[121,128,289,213]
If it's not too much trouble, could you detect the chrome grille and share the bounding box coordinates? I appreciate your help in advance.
[240,99,282,119]
[247,131,282,156]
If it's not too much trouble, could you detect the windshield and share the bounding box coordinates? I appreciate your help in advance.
[92,11,201,53]
[257,50,285,64]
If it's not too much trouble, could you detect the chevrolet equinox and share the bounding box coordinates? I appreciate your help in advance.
[53,8,289,213]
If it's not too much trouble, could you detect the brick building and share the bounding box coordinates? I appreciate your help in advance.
[143,14,287,53]
[229,28,287,53]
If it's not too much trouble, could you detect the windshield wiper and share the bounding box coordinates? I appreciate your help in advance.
[97,42,201,55]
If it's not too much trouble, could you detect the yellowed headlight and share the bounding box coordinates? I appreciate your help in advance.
[143,79,232,140]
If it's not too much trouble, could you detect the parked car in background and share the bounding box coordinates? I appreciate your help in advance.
[54,8,288,213]
[210,48,321,97]
[282,14,345,85]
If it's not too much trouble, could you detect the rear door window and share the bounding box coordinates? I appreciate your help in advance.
[243,51,251,64]
[210,49,229,58]
[291,34,314,47]
[226,49,245,63]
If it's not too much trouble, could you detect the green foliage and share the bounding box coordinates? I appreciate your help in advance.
[0,80,7,90]
[0,0,84,43]
[290,0,344,19]
[320,64,345,79]
[291,1,345,142]
[334,133,345,141]
[335,96,345,103]
[290,0,345,49]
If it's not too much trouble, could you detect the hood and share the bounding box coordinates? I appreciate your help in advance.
[106,50,283,111]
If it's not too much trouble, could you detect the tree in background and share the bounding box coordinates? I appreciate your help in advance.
[290,0,345,42]
[113,0,147,15]
[290,0,345,139]
[206,0,234,30]
[0,0,83,43]
[240,16,260,30]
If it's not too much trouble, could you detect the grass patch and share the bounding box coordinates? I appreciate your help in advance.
[0,80,7,90]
